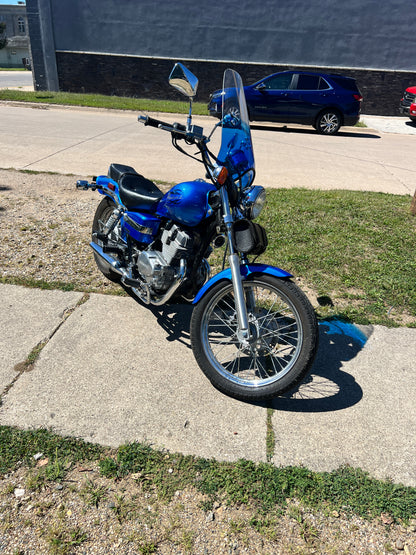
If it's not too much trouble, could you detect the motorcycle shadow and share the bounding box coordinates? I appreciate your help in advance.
[128,288,368,413]
[267,319,371,413]
[147,301,193,350]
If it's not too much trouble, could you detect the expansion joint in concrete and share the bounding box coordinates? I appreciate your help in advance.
[0,292,90,406]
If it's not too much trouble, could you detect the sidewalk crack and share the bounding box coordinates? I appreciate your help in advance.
[0,293,90,406]
[266,407,275,463]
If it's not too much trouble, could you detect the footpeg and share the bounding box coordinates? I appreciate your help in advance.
[76,179,98,191]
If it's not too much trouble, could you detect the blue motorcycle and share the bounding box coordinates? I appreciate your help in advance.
[77,63,318,401]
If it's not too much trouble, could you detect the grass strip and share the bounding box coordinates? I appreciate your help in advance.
[0,89,209,115]
[1,426,415,523]
[258,188,416,326]
[0,426,104,475]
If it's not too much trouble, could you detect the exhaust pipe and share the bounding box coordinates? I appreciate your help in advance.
[90,241,187,306]
[90,241,125,277]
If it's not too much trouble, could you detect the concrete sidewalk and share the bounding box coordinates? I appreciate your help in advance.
[1,284,415,487]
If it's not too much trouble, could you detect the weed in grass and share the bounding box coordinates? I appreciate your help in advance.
[44,448,69,482]
[79,478,108,507]
[0,426,104,476]
[2,427,416,530]
[138,542,158,554]
[178,528,196,552]
[266,408,275,462]
[25,469,46,491]
[44,524,87,554]
[199,498,214,512]
[110,493,140,522]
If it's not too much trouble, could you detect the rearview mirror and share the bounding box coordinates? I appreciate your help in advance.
[169,63,198,99]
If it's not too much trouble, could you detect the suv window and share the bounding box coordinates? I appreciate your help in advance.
[296,74,331,91]
[262,73,293,90]
[296,74,320,90]
[329,76,359,92]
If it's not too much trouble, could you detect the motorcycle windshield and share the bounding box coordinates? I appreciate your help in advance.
[217,69,255,187]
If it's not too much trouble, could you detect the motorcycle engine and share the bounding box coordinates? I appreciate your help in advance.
[136,223,193,291]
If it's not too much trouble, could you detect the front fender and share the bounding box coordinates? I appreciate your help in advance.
[192,263,292,304]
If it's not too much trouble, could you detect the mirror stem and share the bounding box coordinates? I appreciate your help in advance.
[187,99,193,133]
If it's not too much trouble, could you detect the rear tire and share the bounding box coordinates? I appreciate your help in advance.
[315,109,342,135]
[190,275,318,401]
[92,197,122,282]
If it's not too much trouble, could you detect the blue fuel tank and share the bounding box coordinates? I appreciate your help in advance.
[156,180,217,227]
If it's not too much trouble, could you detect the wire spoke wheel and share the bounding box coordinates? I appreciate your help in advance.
[191,276,318,401]
[92,197,123,282]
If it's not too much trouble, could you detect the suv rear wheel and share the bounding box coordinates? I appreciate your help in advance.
[315,109,342,135]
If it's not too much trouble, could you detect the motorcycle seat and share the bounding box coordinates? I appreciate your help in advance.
[108,163,138,183]
[119,172,163,212]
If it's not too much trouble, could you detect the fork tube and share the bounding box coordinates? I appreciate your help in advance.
[220,186,250,340]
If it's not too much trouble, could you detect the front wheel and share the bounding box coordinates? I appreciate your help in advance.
[190,276,318,401]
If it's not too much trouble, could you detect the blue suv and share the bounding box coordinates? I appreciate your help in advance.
[208,70,363,135]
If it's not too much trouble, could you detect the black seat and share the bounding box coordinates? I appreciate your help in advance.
[108,163,137,183]
[108,163,163,211]
[119,173,163,212]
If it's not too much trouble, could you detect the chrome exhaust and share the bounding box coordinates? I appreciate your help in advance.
[150,259,187,306]
[90,241,187,306]
[90,241,125,278]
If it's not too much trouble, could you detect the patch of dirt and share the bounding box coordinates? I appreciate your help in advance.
[1,464,416,554]
[0,169,117,292]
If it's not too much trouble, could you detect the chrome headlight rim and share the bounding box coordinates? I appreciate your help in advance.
[242,185,266,220]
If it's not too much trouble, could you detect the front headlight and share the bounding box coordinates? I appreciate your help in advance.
[242,186,266,219]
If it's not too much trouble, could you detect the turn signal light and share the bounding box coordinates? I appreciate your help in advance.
[213,165,228,185]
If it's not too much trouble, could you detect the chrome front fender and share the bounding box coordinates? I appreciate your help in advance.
[192,263,292,304]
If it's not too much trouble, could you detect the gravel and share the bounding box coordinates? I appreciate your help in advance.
[1,463,416,554]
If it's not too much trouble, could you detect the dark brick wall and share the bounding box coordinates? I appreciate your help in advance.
[56,52,416,117]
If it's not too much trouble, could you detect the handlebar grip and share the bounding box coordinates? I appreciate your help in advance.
[138,115,171,129]
[172,122,187,133]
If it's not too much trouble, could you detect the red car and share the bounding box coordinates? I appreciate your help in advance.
[409,102,416,122]
[400,86,416,121]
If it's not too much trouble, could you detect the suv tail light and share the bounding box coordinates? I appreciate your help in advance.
[353,94,363,102]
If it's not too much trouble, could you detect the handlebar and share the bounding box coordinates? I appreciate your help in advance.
[138,115,185,131]
[138,115,205,142]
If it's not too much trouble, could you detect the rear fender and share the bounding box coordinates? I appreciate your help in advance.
[96,175,122,204]
[192,263,292,304]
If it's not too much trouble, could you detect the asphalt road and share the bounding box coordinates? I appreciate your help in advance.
[0,70,33,89]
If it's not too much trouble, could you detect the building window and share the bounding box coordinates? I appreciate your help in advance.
[18,17,25,34]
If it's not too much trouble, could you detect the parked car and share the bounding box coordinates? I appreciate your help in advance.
[400,86,416,121]
[208,70,363,135]
[410,103,416,122]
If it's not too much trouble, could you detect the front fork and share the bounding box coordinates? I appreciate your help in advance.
[220,186,251,342]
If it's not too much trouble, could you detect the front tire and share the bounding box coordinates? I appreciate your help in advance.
[190,275,318,401]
